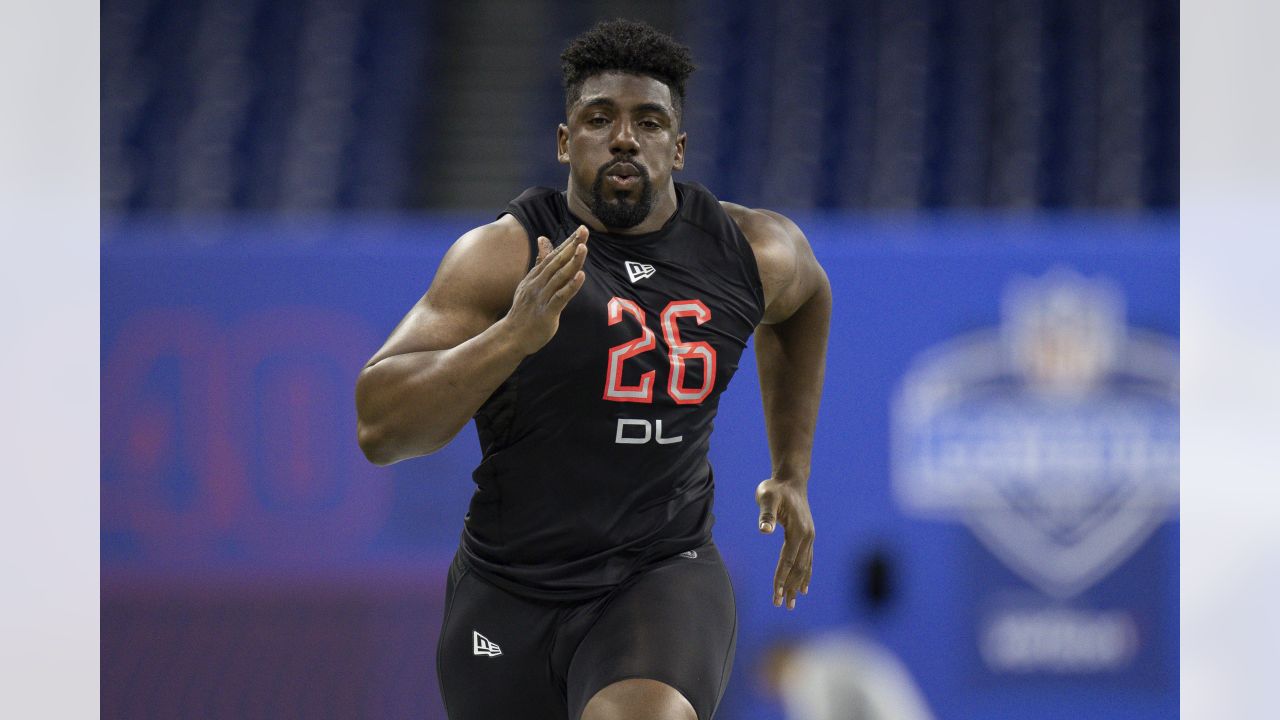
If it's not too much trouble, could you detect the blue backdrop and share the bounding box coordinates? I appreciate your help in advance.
[102,212,1178,719]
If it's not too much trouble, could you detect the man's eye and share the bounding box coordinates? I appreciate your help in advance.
[640,120,661,129]
[588,117,609,126]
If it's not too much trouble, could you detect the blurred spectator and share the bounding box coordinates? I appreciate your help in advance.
[759,549,935,720]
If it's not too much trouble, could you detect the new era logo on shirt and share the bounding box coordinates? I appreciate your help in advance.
[473,630,502,657]
[625,261,656,284]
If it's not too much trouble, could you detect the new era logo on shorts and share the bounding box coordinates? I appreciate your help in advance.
[473,630,502,657]
[625,261,656,283]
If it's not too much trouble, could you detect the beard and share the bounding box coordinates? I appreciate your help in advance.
[588,158,654,229]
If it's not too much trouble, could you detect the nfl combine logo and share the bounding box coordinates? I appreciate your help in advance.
[892,268,1179,599]
[625,261,656,283]
[473,630,502,657]
[891,268,1179,675]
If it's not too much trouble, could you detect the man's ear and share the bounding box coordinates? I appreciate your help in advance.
[557,124,570,164]
[673,131,687,171]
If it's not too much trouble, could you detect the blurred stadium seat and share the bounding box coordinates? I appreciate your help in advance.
[101,0,1176,214]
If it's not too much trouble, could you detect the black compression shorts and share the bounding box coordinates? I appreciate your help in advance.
[436,540,737,720]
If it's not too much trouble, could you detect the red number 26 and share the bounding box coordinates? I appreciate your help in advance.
[603,296,717,405]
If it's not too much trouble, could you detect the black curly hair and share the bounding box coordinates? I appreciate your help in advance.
[560,19,696,120]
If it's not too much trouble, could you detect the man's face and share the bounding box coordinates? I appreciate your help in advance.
[558,72,686,230]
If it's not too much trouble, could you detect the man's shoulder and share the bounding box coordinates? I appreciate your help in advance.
[715,202,824,323]
[718,202,800,243]
[718,202,800,281]
[454,213,529,259]
[432,214,531,306]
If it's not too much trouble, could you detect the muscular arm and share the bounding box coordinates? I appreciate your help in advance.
[752,209,832,485]
[355,217,589,465]
[725,204,832,610]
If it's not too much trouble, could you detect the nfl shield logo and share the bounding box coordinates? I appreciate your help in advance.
[892,268,1179,598]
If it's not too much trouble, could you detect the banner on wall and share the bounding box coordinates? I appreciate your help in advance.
[891,267,1179,675]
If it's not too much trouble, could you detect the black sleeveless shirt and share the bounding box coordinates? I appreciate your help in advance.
[460,182,765,600]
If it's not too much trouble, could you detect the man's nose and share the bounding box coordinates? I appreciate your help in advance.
[610,121,639,155]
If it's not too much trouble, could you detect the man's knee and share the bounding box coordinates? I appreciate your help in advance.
[580,678,698,720]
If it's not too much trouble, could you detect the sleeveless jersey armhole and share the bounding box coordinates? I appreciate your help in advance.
[496,211,539,272]
[683,182,767,325]
[734,228,767,323]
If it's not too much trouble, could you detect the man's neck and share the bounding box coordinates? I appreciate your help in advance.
[565,181,679,235]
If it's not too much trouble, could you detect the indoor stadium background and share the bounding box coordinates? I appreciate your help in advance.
[101,1,1178,718]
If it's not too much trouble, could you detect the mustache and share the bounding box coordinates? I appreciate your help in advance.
[599,157,650,178]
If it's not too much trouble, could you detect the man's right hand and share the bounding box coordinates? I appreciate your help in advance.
[356,217,587,464]
[504,225,590,355]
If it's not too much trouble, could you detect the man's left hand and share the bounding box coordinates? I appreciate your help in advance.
[756,477,814,610]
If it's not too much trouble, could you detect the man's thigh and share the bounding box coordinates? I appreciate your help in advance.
[436,556,566,720]
[566,541,738,720]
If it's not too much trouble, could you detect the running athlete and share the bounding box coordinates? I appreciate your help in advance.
[356,20,831,720]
